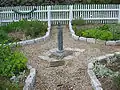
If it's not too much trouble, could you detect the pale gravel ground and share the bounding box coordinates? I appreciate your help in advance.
[21,26,120,90]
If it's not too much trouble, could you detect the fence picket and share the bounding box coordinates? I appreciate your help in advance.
[0,4,120,25]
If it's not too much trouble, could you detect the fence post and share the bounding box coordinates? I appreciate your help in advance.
[69,5,73,25]
[118,5,120,23]
[47,6,51,28]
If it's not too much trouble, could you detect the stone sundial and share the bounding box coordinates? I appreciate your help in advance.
[38,23,85,67]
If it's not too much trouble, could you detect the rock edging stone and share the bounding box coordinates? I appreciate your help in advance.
[87,52,120,90]
[69,23,120,45]
[23,65,36,90]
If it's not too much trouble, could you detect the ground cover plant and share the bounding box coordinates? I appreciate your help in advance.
[0,20,48,43]
[73,22,120,41]
[0,41,28,89]
[93,54,120,90]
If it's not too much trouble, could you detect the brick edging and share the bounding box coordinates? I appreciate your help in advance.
[87,52,120,90]
[69,24,120,46]
[23,65,36,90]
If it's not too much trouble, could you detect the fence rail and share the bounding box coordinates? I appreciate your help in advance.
[0,4,120,25]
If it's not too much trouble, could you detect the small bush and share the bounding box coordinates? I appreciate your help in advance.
[82,29,97,38]
[99,30,113,40]
[73,24,115,40]
[0,30,10,42]
[0,42,28,77]
[113,74,120,90]
[23,20,47,38]
[98,24,109,31]
[81,29,113,40]
[72,18,85,25]
[0,20,48,42]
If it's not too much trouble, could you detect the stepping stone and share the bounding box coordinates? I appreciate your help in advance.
[50,60,65,67]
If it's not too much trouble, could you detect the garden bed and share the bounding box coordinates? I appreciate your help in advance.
[0,42,36,90]
[88,52,120,90]
[70,19,120,45]
[0,20,50,46]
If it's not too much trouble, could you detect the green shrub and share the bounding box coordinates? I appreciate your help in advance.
[98,24,109,31]
[82,29,97,38]
[113,74,120,90]
[108,24,120,40]
[73,24,114,40]
[99,30,113,40]
[81,29,113,40]
[0,20,48,39]
[0,30,10,42]
[23,20,47,38]
[73,25,84,36]
[72,18,85,25]
[0,42,27,77]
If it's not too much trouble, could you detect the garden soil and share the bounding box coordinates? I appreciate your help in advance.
[21,26,120,90]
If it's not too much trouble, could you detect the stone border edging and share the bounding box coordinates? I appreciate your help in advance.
[1,27,51,47]
[23,65,36,90]
[87,52,120,90]
[69,23,120,46]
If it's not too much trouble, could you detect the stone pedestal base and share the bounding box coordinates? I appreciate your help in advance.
[38,48,85,67]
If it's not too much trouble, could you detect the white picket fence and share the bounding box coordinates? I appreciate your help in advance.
[0,4,120,26]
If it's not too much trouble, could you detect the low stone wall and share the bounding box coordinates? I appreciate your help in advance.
[87,52,120,90]
[1,27,51,46]
[23,65,36,90]
[69,23,120,46]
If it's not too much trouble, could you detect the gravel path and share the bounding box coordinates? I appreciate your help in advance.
[22,26,120,90]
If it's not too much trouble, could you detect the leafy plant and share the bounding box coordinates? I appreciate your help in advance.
[72,18,85,25]
[0,30,10,43]
[81,29,113,40]
[98,30,113,40]
[0,41,28,77]
[23,20,47,38]
[98,24,109,31]
[82,29,97,38]
[0,20,48,42]
[113,74,120,90]
[93,62,119,78]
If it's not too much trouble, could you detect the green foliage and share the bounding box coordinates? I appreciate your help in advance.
[73,25,84,36]
[108,24,120,40]
[22,20,47,38]
[0,20,47,43]
[82,29,113,40]
[93,61,120,89]
[0,76,22,90]
[93,63,115,77]
[87,0,112,3]
[98,30,113,40]
[113,74,120,90]
[0,30,10,42]
[73,24,120,40]
[0,42,27,77]
[82,29,97,38]
[72,18,85,25]
[93,62,119,78]
[98,24,109,31]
